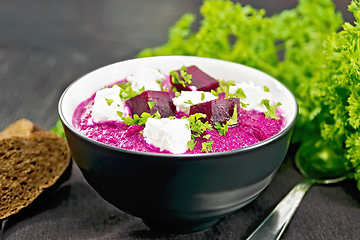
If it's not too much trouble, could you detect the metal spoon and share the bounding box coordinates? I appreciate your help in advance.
[246,141,351,240]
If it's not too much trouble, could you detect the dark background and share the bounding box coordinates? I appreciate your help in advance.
[0,1,359,239]
[0,0,354,130]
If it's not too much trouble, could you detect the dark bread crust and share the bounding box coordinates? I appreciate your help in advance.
[0,119,35,139]
[0,131,71,220]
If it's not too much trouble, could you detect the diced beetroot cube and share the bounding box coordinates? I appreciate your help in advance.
[189,98,240,125]
[126,90,176,118]
[170,65,219,92]
[167,91,176,99]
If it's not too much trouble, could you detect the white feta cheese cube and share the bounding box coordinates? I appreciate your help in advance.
[172,91,217,114]
[126,66,165,91]
[91,85,127,123]
[229,81,273,112]
[143,118,191,154]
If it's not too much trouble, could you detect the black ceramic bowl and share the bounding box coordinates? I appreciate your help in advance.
[58,56,298,233]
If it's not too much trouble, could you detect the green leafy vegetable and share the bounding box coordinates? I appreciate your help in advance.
[156,79,165,91]
[50,119,66,139]
[184,113,213,138]
[217,79,235,95]
[214,122,228,136]
[148,101,156,110]
[201,92,205,101]
[180,66,192,84]
[137,0,360,189]
[187,139,196,151]
[184,100,194,105]
[261,99,282,120]
[117,81,145,101]
[225,88,246,99]
[170,65,192,87]
[121,111,161,126]
[228,104,238,126]
[202,141,214,153]
[214,104,238,136]
[105,98,113,106]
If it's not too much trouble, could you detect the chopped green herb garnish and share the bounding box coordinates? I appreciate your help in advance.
[180,65,192,84]
[187,139,196,151]
[117,81,128,88]
[184,100,194,105]
[121,111,161,126]
[156,79,165,91]
[201,92,205,101]
[105,98,113,106]
[201,141,214,153]
[261,99,282,120]
[217,79,235,95]
[214,122,228,136]
[117,111,123,118]
[117,81,145,101]
[183,113,213,138]
[214,105,237,136]
[203,134,211,139]
[225,88,246,99]
[170,70,185,87]
[148,101,156,110]
[152,111,161,119]
[227,104,238,126]
[170,65,192,87]
[240,102,248,108]
[211,89,218,97]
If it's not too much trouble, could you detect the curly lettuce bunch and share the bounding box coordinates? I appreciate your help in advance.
[138,0,343,143]
[310,1,360,186]
[138,0,360,188]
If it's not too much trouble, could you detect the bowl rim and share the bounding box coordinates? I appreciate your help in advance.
[58,55,299,159]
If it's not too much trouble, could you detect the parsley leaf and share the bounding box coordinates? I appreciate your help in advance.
[213,105,238,136]
[184,113,213,138]
[184,100,194,105]
[201,92,205,101]
[148,101,156,110]
[117,81,145,101]
[121,111,161,126]
[180,65,192,84]
[214,122,228,136]
[105,98,113,106]
[225,88,246,99]
[201,141,214,153]
[50,119,66,139]
[187,139,196,151]
[261,99,282,120]
[227,104,238,126]
[170,65,192,87]
[217,79,235,95]
[137,0,360,189]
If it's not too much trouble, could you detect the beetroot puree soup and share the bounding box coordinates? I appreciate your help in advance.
[74,100,285,154]
[72,65,286,154]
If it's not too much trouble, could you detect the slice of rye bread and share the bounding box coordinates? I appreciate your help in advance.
[0,131,71,220]
[0,119,35,139]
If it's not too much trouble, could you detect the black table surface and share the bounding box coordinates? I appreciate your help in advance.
[1,1,359,239]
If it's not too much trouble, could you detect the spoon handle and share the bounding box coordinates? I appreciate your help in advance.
[246,179,314,240]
